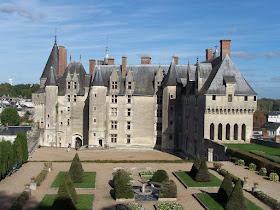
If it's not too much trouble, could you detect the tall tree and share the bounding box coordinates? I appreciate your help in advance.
[17,132,28,163]
[13,137,22,164]
[253,110,267,127]
[69,153,84,183]
[0,107,20,126]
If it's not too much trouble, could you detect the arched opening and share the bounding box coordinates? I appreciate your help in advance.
[234,124,238,140]
[242,124,246,140]
[75,137,82,148]
[226,124,230,140]
[210,123,214,140]
[218,123,222,140]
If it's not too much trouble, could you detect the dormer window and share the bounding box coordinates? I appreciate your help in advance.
[67,82,71,89]
[74,82,77,89]
[228,94,232,102]
[244,96,248,101]
[127,95,132,104]
[212,95,216,100]
[112,81,117,89]
[127,82,132,90]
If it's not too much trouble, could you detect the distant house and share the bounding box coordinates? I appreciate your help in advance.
[252,127,263,137]
[261,122,280,140]
[268,111,280,123]
[0,126,31,143]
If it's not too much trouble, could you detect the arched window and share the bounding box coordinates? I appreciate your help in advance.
[234,124,238,140]
[242,124,246,140]
[210,123,214,140]
[218,123,222,140]
[226,124,230,140]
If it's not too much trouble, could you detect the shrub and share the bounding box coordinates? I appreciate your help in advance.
[225,180,248,210]
[159,180,177,198]
[217,168,243,185]
[36,170,48,186]
[64,173,79,204]
[213,162,221,171]
[9,191,30,210]
[231,157,239,163]
[69,153,84,183]
[238,159,245,166]
[249,163,256,171]
[252,190,280,210]
[113,169,130,188]
[116,203,143,210]
[250,150,280,164]
[269,173,279,182]
[115,182,134,199]
[195,159,211,182]
[190,154,201,177]
[217,173,233,203]
[151,170,169,183]
[259,168,267,176]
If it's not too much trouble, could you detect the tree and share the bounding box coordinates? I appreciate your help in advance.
[225,180,248,210]
[1,141,8,177]
[190,154,201,177]
[69,153,84,183]
[13,137,22,164]
[253,110,267,127]
[195,159,212,182]
[16,132,28,163]
[151,170,169,183]
[217,173,233,203]
[64,173,79,204]
[6,141,14,172]
[0,107,20,126]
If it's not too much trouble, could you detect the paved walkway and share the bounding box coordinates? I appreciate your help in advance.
[0,149,276,210]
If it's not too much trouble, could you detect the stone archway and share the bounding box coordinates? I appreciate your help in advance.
[72,134,83,148]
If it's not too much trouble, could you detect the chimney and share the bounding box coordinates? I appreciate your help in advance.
[141,56,151,65]
[206,48,213,61]
[220,40,231,60]
[122,56,127,77]
[89,59,96,77]
[107,58,115,65]
[173,56,179,65]
[97,60,104,65]
[58,46,67,77]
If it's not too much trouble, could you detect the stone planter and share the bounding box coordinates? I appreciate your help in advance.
[30,181,37,190]
[252,187,260,192]
[243,180,249,188]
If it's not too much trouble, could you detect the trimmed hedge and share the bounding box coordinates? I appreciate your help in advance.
[69,154,84,183]
[217,168,243,185]
[249,163,256,171]
[190,154,201,177]
[9,191,30,210]
[217,173,233,203]
[159,180,177,198]
[269,173,279,182]
[259,168,267,176]
[151,170,169,183]
[250,150,280,164]
[227,148,280,175]
[36,170,48,186]
[113,169,134,199]
[195,160,211,182]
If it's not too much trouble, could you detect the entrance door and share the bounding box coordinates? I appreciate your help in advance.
[99,139,102,147]
[75,137,82,148]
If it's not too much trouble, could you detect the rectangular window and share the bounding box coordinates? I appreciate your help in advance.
[67,82,70,89]
[74,95,77,102]
[67,107,70,112]
[111,108,117,116]
[67,119,70,126]
[127,121,131,130]
[127,95,132,104]
[111,95,118,103]
[157,95,162,104]
[93,118,96,123]
[228,94,232,102]
[169,135,172,140]
[111,121,117,130]
[111,134,117,143]
[94,107,97,111]
[127,135,131,144]
[170,94,174,99]
[112,81,117,89]
[157,109,162,117]
[68,95,70,102]
[157,123,162,131]
[254,96,257,101]
[127,82,132,90]
[212,95,216,100]
[244,96,248,101]
[74,82,77,89]
[127,108,131,117]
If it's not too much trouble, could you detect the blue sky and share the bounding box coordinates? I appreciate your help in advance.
[0,0,279,98]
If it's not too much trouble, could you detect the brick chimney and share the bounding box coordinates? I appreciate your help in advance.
[108,58,115,65]
[122,56,127,77]
[220,40,231,60]
[89,59,96,77]
[58,46,67,77]
[141,56,151,65]
[97,60,104,65]
[173,56,179,65]
[206,48,213,61]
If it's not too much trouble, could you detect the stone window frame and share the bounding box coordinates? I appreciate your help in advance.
[111,108,117,116]
[127,121,131,130]
[126,134,131,144]
[127,108,131,117]
[74,81,77,89]
[127,95,132,104]
[111,81,118,90]
[157,109,162,117]
[67,95,70,102]
[111,134,117,143]
[127,81,132,90]
[228,94,232,102]
[111,95,118,103]
[74,95,77,102]
[111,121,117,130]
[67,81,71,89]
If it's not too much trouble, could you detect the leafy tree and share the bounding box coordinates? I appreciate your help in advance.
[195,159,212,182]
[190,154,201,177]
[0,83,39,98]
[225,180,248,210]
[253,110,267,127]
[16,132,28,163]
[13,137,22,164]
[217,173,233,203]
[0,144,2,178]
[69,153,84,183]
[0,107,20,126]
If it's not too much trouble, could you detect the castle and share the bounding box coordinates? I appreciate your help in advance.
[32,39,257,160]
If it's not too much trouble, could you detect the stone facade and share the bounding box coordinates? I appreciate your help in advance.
[32,39,257,160]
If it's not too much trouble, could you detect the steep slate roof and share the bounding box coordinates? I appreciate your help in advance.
[262,122,280,131]
[200,55,257,96]
[92,67,106,86]
[41,42,59,79]
[0,126,31,136]
[45,67,57,86]
[162,59,178,86]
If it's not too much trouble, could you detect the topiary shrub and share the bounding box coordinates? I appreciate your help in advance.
[231,157,239,164]
[217,173,233,203]
[249,163,256,171]
[238,159,245,166]
[36,170,48,186]
[69,153,84,183]
[151,170,169,183]
[159,180,177,198]
[64,173,79,204]
[190,154,201,177]
[113,169,134,200]
[259,168,267,176]
[269,173,279,182]
[195,159,212,182]
[225,180,248,210]
[113,169,130,188]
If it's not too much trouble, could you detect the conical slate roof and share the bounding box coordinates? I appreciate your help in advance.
[41,42,59,79]
[162,59,178,86]
[45,66,57,86]
[92,67,106,86]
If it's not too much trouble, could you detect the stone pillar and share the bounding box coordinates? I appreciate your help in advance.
[208,148,213,162]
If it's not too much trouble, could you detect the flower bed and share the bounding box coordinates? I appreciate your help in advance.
[252,191,280,210]
[116,203,144,210]
[139,171,154,180]
[156,202,183,210]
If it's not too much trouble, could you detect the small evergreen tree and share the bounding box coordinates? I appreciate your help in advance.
[151,170,169,183]
[195,159,212,182]
[159,180,177,198]
[17,132,28,163]
[190,154,201,177]
[225,180,248,210]
[217,173,233,203]
[64,173,79,204]
[6,141,14,172]
[1,141,8,177]
[13,138,22,164]
[69,153,84,183]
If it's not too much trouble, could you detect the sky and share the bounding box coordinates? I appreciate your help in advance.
[0,0,279,99]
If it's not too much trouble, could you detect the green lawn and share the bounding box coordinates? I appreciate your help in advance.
[225,143,280,156]
[174,171,222,187]
[51,172,96,188]
[37,194,94,210]
[196,193,262,210]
